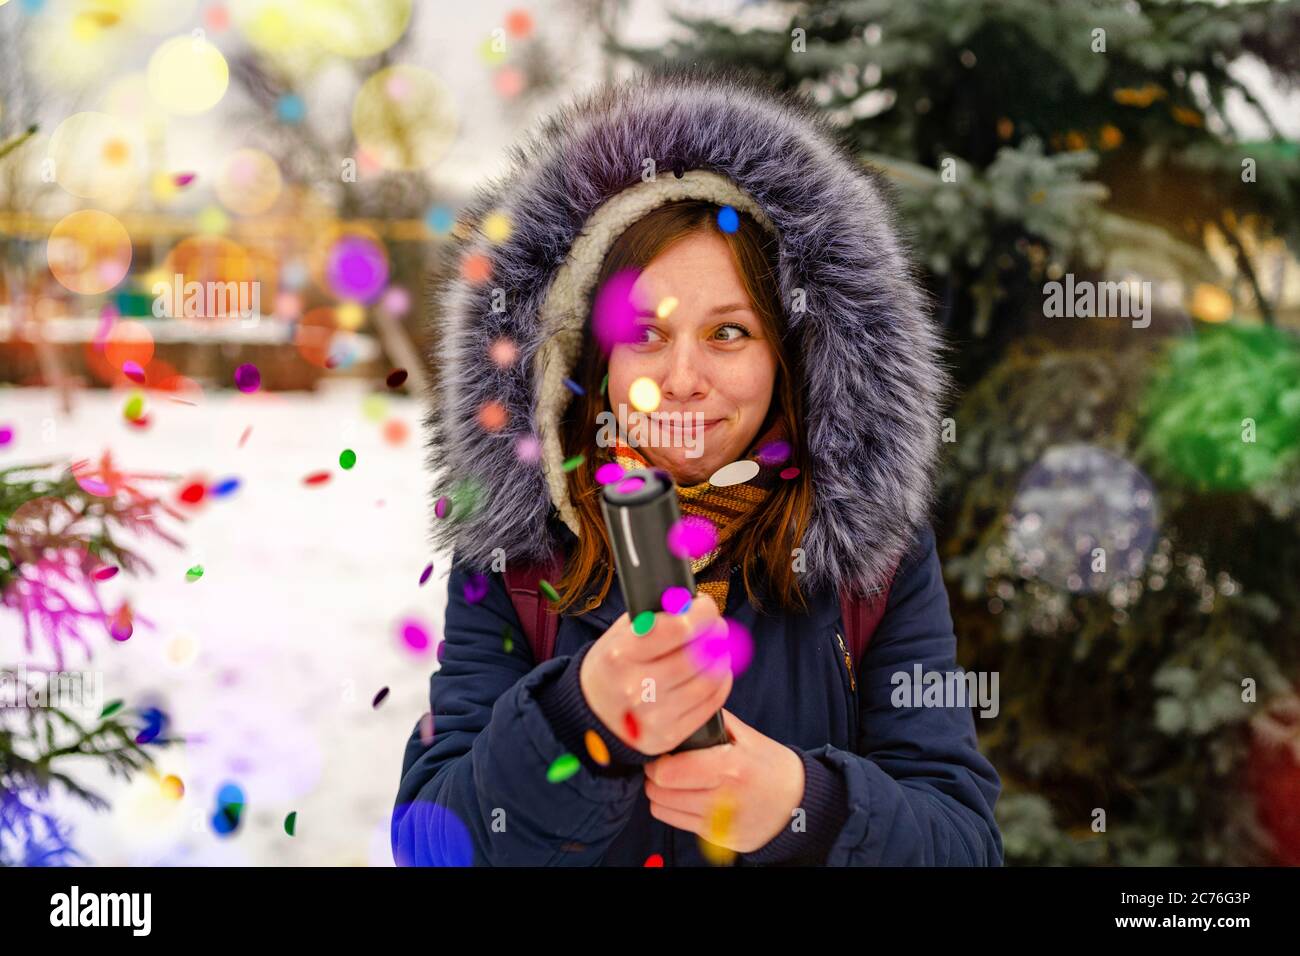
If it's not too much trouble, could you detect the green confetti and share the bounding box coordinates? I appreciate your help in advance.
[284,811,297,836]
[539,580,560,603]
[339,448,357,470]
[502,624,514,654]
[547,753,581,783]
[123,392,145,421]
[599,373,608,396]
[100,699,124,719]
[632,610,656,635]
[185,565,204,582]
[562,454,585,472]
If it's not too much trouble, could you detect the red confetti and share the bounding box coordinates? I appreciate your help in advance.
[386,368,408,389]
[178,481,206,504]
[92,565,119,581]
[643,853,664,867]
[303,471,331,486]
[126,413,151,430]
[623,710,640,741]
[238,426,252,448]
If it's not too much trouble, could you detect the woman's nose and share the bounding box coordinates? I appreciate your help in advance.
[658,339,707,403]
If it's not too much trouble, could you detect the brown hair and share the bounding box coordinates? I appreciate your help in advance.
[551,199,813,617]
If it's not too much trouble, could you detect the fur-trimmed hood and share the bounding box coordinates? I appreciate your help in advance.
[422,66,950,598]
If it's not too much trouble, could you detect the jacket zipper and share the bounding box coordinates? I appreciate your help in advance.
[834,631,856,692]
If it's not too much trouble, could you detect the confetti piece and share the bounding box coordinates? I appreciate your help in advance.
[562,454,585,472]
[418,562,434,586]
[100,699,124,719]
[135,706,165,744]
[185,565,204,582]
[502,625,514,654]
[463,573,488,604]
[92,565,119,581]
[779,466,800,480]
[756,440,792,467]
[238,426,252,448]
[211,477,241,497]
[160,774,185,799]
[339,448,357,469]
[584,729,610,766]
[539,580,559,603]
[303,471,331,486]
[434,496,450,518]
[616,476,645,495]
[110,603,133,641]
[599,373,608,395]
[0,424,13,447]
[372,686,390,708]
[709,459,761,486]
[179,480,206,504]
[123,392,145,422]
[644,853,664,867]
[623,711,640,741]
[632,610,656,635]
[123,360,146,384]
[546,753,580,783]
[284,811,297,836]
[656,296,678,319]
[386,368,408,389]
[661,586,692,615]
[667,516,718,560]
[716,205,739,233]
[126,412,151,430]
[234,363,261,393]
[563,377,585,396]
[399,617,431,653]
[594,462,624,485]
[173,172,197,187]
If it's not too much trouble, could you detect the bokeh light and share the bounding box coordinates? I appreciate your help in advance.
[216,148,283,216]
[351,65,457,171]
[48,111,143,206]
[47,210,133,295]
[1008,444,1158,593]
[147,34,229,115]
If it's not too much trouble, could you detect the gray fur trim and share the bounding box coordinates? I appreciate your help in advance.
[423,65,952,597]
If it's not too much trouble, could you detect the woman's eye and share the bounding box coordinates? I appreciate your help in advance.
[714,323,752,342]
[634,325,661,344]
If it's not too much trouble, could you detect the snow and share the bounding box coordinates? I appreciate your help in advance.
[0,383,449,866]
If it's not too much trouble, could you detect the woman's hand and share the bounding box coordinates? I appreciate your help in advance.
[643,708,805,854]
[579,593,732,757]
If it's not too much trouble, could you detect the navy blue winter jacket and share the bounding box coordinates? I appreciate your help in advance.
[393,521,1003,866]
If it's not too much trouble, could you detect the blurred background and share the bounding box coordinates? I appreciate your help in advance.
[1,0,1298,866]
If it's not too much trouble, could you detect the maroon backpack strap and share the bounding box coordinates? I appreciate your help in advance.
[838,565,898,667]
[503,550,564,664]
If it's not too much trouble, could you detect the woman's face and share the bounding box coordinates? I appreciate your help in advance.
[605,228,778,486]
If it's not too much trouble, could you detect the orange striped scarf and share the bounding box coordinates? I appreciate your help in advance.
[601,417,791,611]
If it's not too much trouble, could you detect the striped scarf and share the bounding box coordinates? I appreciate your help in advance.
[601,416,792,611]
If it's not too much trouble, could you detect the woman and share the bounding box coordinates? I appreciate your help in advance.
[393,67,1003,867]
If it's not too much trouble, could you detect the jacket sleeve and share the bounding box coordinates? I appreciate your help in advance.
[744,523,1004,866]
[391,553,645,866]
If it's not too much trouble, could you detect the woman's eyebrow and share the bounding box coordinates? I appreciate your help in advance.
[632,302,753,317]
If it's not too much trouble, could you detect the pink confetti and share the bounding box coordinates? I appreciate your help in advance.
[398,617,431,654]
[594,462,625,485]
[688,617,753,676]
[667,516,717,560]
[661,586,692,614]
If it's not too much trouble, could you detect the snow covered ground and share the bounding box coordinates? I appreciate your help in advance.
[1,383,449,866]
